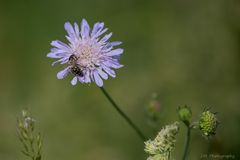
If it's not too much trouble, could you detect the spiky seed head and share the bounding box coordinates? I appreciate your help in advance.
[199,110,219,137]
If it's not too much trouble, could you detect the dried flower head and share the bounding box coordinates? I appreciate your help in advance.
[199,110,219,137]
[145,121,180,159]
[47,19,124,87]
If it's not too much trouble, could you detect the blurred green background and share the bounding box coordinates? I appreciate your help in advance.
[0,0,240,159]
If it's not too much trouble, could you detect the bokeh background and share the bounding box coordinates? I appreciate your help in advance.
[0,0,240,159]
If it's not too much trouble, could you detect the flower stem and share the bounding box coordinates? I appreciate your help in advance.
[182,125,191,160]
[100,87,146,141]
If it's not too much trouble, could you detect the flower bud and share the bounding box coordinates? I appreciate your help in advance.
[145,93,161,122]
[177,105,192,126]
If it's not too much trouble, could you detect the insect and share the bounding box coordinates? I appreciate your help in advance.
[68,54,78,65]
[68,54,84,77]
[70,65,84,77]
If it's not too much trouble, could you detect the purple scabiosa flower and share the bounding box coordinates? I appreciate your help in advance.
[47,19,124,87]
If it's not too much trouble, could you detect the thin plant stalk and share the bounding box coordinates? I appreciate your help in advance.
[182,125,191,160]
[100,87,146,141]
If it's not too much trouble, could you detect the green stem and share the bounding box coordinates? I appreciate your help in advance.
[100,87,146,141]
[182,125,191,160]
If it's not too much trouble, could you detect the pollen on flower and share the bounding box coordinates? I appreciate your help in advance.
[47,19,124,87]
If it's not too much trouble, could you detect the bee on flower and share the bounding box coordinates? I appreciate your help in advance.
[47,19,124,87]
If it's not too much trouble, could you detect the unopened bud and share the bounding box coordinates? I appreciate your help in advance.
[177,105,192,126]
[145,93,161,122]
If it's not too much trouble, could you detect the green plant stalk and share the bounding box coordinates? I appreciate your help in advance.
[182,125,191,160]
[100,87,146,141]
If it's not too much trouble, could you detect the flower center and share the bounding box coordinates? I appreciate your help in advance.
[76,44,96,68]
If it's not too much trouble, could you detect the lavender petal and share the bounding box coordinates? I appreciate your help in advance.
[51,40,70,51]
[106,48,123,56]
[71,76,78,85]
[98,68,108,80]
[81,19,90,39]
[57,67,70,79]
[91,22,104,37]
[93,71,103,87]
[103,66,116,78]
[99,32,112,44]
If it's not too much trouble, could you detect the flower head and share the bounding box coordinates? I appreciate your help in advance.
[199,110,219,137]
[145,121,180,159]
[47,19,124,87]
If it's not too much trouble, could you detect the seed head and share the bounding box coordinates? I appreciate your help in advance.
[199,110,219,137]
